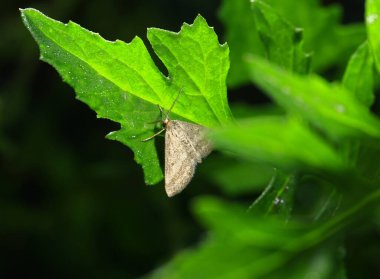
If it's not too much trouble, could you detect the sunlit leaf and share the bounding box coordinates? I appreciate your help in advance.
[21,9,232,184]
[210,116,346,171]
[244,55,380,139]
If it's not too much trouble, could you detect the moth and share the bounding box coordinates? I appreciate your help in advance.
[143,90,212,197]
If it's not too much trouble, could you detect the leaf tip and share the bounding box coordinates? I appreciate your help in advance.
[194,13,206,22]
[19,7,29,20]
[193,14,213,29]
[19,7,31,14]
[19,7,40,17]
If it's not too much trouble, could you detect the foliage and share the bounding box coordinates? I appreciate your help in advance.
[19,0,380,278]
[220,0,366,86]
[21,8,233,185]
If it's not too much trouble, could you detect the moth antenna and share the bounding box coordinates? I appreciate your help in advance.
[157,105,165,120]
[166,87,184,118]
[145,105,165,124]
[141,88,183,142]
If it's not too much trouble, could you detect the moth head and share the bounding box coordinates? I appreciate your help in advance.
[163,118,170,127]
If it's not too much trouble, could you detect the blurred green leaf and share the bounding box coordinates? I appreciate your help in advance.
[230,102,284,119]
[317,24,365,73]
[248,170,295,221]
[263,0,365,72]
[147,186,380,278]
[219,0,310,86]
[366,0,380,74]
[251,1,311,74]
[355,142,380,185]
[218,0,265,86]
[210,116,346,171]
[268,240,347,279]
[245,55,380,139]
[146,196,360,279]
[193,198,304,248]
[21,8,232,184]
[202,155,274,196]
[147,197,304,279]
[220,0,365,87]
[342,41,374,108]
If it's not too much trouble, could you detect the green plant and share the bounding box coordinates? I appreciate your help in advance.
[20,0,380,277]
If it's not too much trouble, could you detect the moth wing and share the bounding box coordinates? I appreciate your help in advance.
[164,121,212,197]
[176,121,213,160]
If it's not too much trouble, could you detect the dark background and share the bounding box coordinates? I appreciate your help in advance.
[0,0,365,278]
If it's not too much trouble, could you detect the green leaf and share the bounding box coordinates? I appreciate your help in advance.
[218,0,265,86]
[245,55,380,139]
[268,240,347,279]
[201,155,274,196]
[248,170,295,221]
[147,197,304,279]
[21,8,232,184]
[263,0,365,72]
[147,187,380,278]
[220,0,365,86]
[315,23,365,74]
[219,0,310,86]
[342,42,374,108]
[366,0,380,74]
[21,8,163,184]
[147,19,233,125]
[209,116,346,171]
[146,197,351,279]
[230,102,284,119]
[250,1,311,74]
